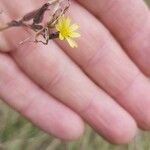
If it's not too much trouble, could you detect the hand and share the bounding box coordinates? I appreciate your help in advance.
[0,0,150,144]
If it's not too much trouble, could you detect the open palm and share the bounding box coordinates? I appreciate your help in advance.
[0,0,150,144]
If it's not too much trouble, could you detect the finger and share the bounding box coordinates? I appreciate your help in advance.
[0,53,84,140]
[1,0,137,144]
[54,1,150,130]
[77,0,150,76]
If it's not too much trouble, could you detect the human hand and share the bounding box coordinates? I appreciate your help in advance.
[0,0,150,144]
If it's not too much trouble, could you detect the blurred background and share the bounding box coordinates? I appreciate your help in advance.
[1,0,150,150]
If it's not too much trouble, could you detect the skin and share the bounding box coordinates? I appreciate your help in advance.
[0,0,150,144]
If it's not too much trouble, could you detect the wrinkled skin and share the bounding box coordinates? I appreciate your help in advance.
[0,0,150,144]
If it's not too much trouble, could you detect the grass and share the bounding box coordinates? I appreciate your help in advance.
[1,0,150,150]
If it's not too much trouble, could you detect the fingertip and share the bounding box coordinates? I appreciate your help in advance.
[81,98,138,144]
[107,117,138,144]
[136,103,150,130]
[53,112,85,140]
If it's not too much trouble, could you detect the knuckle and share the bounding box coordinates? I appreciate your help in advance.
[114,71,141,98]
[43,69,64,92]
[84,44,107,69]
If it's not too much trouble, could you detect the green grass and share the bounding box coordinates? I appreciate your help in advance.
[1,0,150,150]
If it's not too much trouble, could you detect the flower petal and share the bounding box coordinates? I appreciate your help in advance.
[70,32,81,38]
[70,24,80,32]
[59,33,64,40]
[65,16,71,27]
[66,38,78,48]
[57,15,65,30]
[55,15,80,46]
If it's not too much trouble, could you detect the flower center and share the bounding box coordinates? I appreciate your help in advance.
[61,26,70,38]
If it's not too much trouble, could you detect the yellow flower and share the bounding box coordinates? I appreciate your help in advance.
[55,16,81,48]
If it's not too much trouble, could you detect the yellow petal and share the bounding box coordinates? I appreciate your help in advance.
[70,24,80,32]
[70,32,81,38]
[66,38,78,48]
[59,33,64,40]
[65,16,71,27]
[57,16,65,29]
